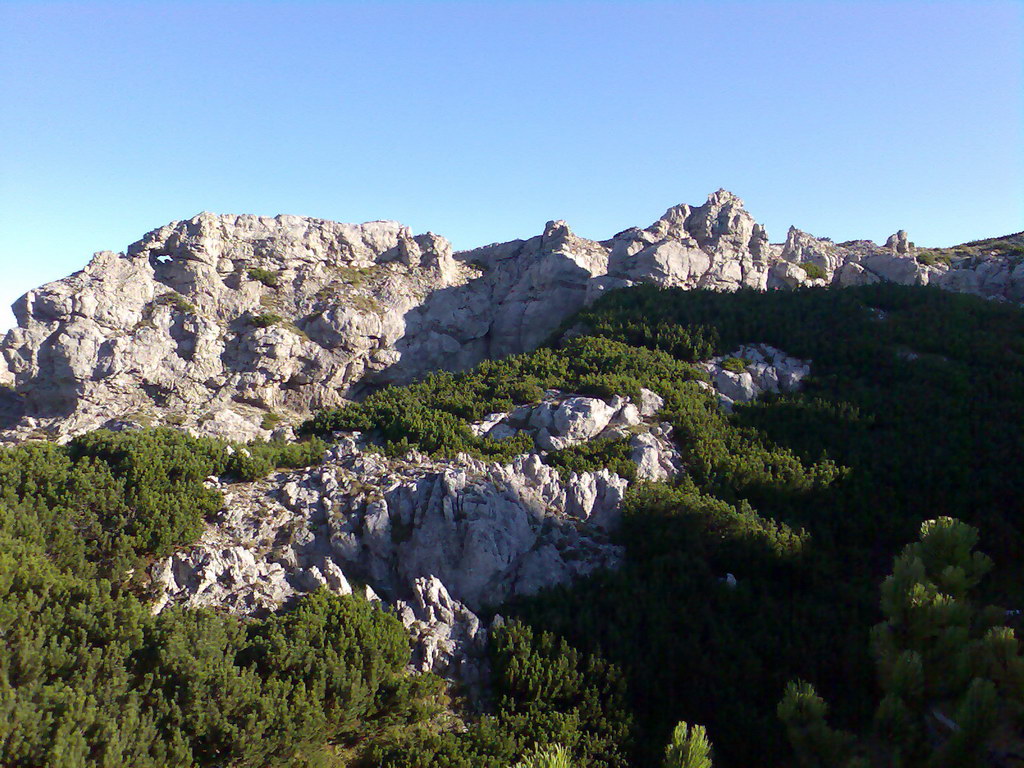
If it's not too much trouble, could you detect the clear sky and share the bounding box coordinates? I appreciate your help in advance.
[1,1,1021,330]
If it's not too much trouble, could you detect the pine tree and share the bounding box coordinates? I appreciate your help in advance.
[662,721,714,768]
[779,517,1024,768]
[777,680,854,768]
[870,517,1006,767]
[514,744,574,768]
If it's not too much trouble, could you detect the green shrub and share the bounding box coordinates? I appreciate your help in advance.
[223,436,327,481]
[369,621,633,768]
[300,336,704,467]
[0,565,428,768]
[155,292,196,314]
[0,427,326,579]
[720,357,749,374]
[797,262,827,281]
[247,267,281,288]
[916,250,953,268]
[546,438,637,481]
[0,427,405,768]
[250,312,284,328]
[511,282,1024,766]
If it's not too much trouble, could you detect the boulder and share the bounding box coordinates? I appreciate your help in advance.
[630,430,682,482]
[702,344,811,408]
[638,388,664,418]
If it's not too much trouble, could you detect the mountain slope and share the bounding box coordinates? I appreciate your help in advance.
[2,196,1024,768]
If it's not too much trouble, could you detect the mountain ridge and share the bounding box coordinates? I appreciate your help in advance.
[1,189,1021,448]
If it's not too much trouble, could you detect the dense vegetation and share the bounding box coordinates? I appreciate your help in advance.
[364,621,634,768]
[513,284,1024,767]
[307,284,1024,767]
[3,283,1024,766]
[0,429,444,767]
[779,517,1023,768]
[0,429,648,766]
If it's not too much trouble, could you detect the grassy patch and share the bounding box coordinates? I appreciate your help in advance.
[154,292,196,314]
[128,292,196,328]
[314,284,338,301]
[314,282,382,315]
[916,232,1024,265]
[334,264,376,285]
[122,411,155,427]
[915,250,953,268]
[348,293,383,314]
[282,320,310,339]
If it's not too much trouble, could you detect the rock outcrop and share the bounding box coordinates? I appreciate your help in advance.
[0,215,469,442]
[700,345,811,412]
[147,367,791,690]
[469,389,681,482]
[149,390,679,607]
[150,430,632,690]
[5,190,1014,444]
[394,576,490,690]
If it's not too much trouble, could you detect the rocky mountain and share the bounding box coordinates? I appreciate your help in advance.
[2,189,1021,702]
[2,189,1021,446]
[5,204,1024,767]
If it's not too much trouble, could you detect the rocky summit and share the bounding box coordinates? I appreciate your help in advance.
[3,189,1022,446]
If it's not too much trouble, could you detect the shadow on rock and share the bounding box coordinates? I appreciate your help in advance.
[0,387,26,430]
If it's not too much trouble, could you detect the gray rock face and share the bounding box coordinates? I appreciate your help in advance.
[0,214,468,442]
[149,412,670,687]
[779,226,844,276]
[395,577,490,689]
[931,252,1024,302]
[468,390,681,482]
[474,391,642,445]
[630,426,681,482]
[2,193,1019,445]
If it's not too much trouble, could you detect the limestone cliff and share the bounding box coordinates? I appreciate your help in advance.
[1,191,1019,444]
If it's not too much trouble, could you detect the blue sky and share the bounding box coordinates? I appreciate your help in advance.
[1,1,1021,330]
